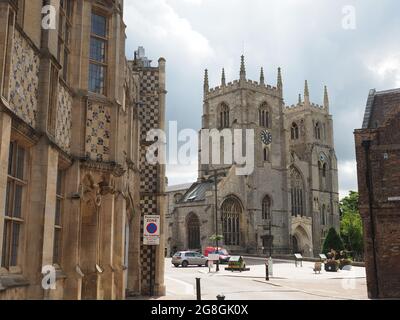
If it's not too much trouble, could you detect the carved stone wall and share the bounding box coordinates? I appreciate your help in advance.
[85,102,111,162]
[56,83,72,153]
[9,30,40,127]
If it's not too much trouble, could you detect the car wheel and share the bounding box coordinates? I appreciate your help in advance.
[204,261,209,267]
[182,260,188,268]
[173,264,180,267]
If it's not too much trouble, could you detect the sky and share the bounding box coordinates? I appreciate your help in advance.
[124,0,400,199]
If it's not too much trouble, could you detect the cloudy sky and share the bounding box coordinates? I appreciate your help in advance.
[124,0,400,199]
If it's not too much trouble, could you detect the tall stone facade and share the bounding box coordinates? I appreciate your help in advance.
[168,57,339,257]
[355,88,400,299]
[0,0,166,299]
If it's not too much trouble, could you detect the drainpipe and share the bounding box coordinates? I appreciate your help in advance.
[362,140,380,298]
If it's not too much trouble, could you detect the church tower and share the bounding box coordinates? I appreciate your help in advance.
[169,56,339,257]
[199,56,291,254]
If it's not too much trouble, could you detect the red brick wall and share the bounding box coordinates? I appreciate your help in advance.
[355,121,400,299]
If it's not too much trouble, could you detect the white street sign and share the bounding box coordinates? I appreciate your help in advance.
[143,215,160,245]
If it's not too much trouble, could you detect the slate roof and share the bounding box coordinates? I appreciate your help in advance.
[180,181,214,203]
[362,88,400,129]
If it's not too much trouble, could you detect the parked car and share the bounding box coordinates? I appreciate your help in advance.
[204,247,231,263]
[172,251,209,267]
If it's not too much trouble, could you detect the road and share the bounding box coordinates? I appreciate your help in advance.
[162,256,368,300]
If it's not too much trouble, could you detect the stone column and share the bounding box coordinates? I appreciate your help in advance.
[127,200,141,296]
[62,161,83,300]
[26,138,58,299]
[0,111,11,268]
[113,192,126,300]
[99,191,115,300]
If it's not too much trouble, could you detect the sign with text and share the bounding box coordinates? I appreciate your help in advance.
[143,215,160,245]
[208,254,220,261]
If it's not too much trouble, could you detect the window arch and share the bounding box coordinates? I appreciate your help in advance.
[315,122,321,140]
[263,148,269,162]
[259,103,270,128]
[221,197,242,246]
[219,103,230,129]
[187,213,201,250]
[290,166,305,217]
[291,122,299,140]
[319,161,328,191]
[262,196,271,220]
[321,204,326,225]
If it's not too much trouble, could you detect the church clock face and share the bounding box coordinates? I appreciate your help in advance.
[261,130,272,145]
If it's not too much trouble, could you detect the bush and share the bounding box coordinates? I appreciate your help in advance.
[322,228,345,255]
[339,258,353,270]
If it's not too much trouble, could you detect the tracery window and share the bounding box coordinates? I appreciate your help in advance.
[221,197,242,246]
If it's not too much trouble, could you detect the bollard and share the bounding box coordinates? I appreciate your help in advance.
[265,263,269,281]
[196,278,201,301]
[217,294,225,300]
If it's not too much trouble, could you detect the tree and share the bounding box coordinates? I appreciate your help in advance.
[339,191,359,216]
[322,227,344,255]
[340,191,363,259]
[209,234,224,242]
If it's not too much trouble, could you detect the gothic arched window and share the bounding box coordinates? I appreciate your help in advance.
[315,122,321,140]
[290,166,305,217]
[187,213,201,250]
[219,103,230,129]
[321,204,326,226]
[319,161,328,191]
[263,148,269,162]
[259,103,270,128]
[221,197,242,246]
[262,196,271,220]
[291,122,299,140]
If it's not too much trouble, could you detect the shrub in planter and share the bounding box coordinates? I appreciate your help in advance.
[339,259,353,270]
[324,259,339,272]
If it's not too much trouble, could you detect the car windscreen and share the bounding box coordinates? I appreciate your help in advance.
[173,252,181,257]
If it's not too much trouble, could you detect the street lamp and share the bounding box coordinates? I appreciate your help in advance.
[202,168,227,272]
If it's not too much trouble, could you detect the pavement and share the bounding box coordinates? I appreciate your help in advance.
[155,256,368,300]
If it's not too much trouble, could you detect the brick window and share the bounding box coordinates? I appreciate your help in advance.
[1,141,27,269]
[53,170,64,265]
[89,12,108,95]
[58,0,73,82]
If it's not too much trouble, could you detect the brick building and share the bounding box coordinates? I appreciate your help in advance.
[355,88,400,299]
[0,0,166,299]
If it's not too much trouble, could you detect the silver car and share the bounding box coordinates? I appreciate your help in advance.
[172,251,209,267]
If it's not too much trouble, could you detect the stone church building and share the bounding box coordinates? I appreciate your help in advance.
[0,0,166,299]
[167,57,339,257]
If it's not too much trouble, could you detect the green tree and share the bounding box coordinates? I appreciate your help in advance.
[339,191,359,216]
[209,234,224,242]
[340,191,363,259]
[322,227,344,255]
